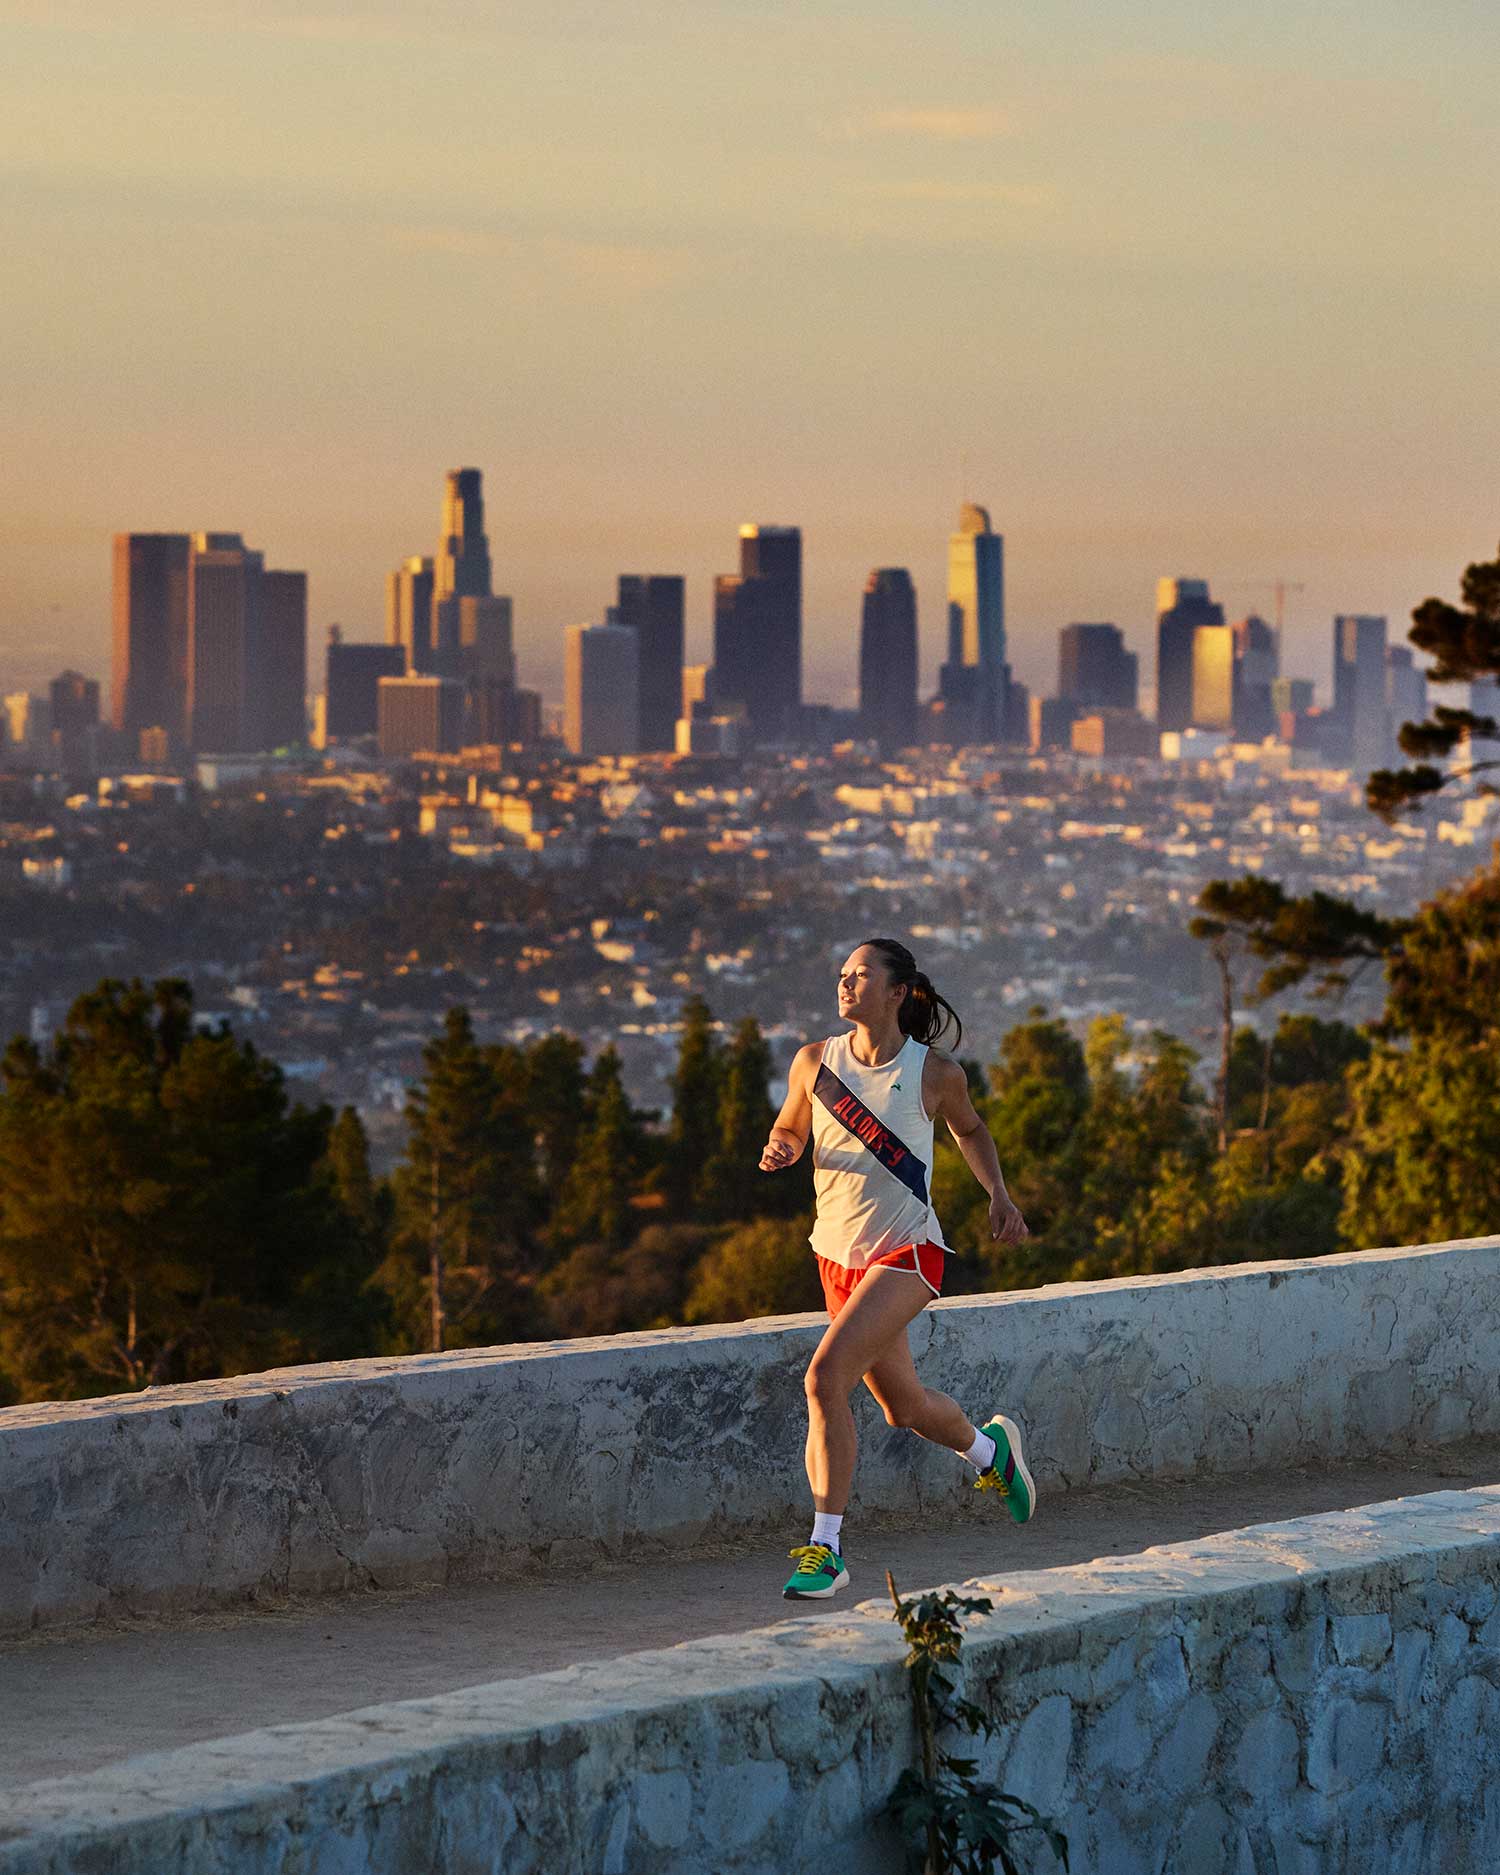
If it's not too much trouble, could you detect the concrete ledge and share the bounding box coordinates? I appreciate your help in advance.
[4,1489,1500,1873]
[2,1235,1497,1635]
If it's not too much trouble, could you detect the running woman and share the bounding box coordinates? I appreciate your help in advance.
[759,937,1034,1601]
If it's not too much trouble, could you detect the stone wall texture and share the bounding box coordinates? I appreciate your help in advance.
[4,1489,1500,1874]
[2,1235,1497,1635]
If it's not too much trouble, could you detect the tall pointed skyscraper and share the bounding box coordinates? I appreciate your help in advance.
[432,468,511,679]
[435,468,492,604]
[939,502,1007,741]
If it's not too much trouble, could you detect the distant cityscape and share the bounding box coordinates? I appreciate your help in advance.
[6,462,1496,779]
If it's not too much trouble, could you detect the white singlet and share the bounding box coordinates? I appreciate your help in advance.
[807,1031,948,1272]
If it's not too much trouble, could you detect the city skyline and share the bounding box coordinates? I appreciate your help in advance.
[57,465,1441,767]
[19,479,1478,720]
[3,2,1496,703]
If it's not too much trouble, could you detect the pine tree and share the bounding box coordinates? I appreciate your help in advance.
[0,977,355,1400]
[1338,861,1500,1248]
[701,1017,781,1222]
[664,996,722,1216]
[527,1031,587,1206]
[944,1012,1089,1285]
[552,1047,649,1251]
[386,1008,542,1352]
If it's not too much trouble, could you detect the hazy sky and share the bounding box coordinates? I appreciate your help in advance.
[3,0,1497,706]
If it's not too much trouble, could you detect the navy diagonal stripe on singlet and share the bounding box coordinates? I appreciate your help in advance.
[813,1063,929,1206]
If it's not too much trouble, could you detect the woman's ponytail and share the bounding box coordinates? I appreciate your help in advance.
[858,938,963,1050]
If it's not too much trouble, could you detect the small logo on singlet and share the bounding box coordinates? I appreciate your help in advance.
[892,1081,902,1091]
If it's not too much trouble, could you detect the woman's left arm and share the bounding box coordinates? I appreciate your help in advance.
[930,1055,1029,1245]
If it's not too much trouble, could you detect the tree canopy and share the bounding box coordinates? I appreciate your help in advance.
[1367,539,1500,818]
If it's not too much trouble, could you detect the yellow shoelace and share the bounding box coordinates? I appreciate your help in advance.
[787,1544,835,1573]
[974,1469,1010,1495]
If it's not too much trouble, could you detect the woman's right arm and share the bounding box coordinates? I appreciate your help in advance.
[759,1042,818,1171]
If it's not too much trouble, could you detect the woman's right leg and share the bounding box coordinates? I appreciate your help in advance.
[803,1268,933,1513]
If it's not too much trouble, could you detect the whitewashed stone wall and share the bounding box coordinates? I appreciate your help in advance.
[4,1490,1500,1874]
[2,1236,1497,1635]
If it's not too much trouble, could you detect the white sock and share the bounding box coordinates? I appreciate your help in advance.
[962,1428,996,1472]
[811,1511,843,1551]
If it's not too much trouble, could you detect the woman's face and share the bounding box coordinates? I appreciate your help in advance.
[837,946,904,1026]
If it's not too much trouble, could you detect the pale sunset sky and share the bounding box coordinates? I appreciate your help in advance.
[2,0,1496,704]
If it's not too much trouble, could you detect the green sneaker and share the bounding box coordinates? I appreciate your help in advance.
[973,1413,1036,1524]
[782,1543,850,1600]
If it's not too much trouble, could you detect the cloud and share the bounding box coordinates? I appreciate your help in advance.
[829,106,1014,144]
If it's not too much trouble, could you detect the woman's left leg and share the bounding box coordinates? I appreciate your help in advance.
[861,1324,977,1452]
[803,1267,937,1512]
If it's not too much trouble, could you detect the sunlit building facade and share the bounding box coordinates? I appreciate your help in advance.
[1156,577,1224,732]
[941,503,1007,740]
[1191,624,1235,731]
[386,556,435,673]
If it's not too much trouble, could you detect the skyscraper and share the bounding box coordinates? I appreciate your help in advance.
[1231,615,1279,740]
[386,556,435,672]
[434,468,491,604]
[616,574,685,752]
[565,623,640,758]
[1333,615,1390,773]
[942,503,1006,740]
[859,568,918,749]
[258,569,307,749]
[112,533,190,753]
[712,574,758,721]
[1386,646,1427,748]
[1190,624,1235,731]
[188,532,262,753]
[431,468,512,679]
[1156,578,1224,732]
[712,525,801,740]
[1058,623,1138,712]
